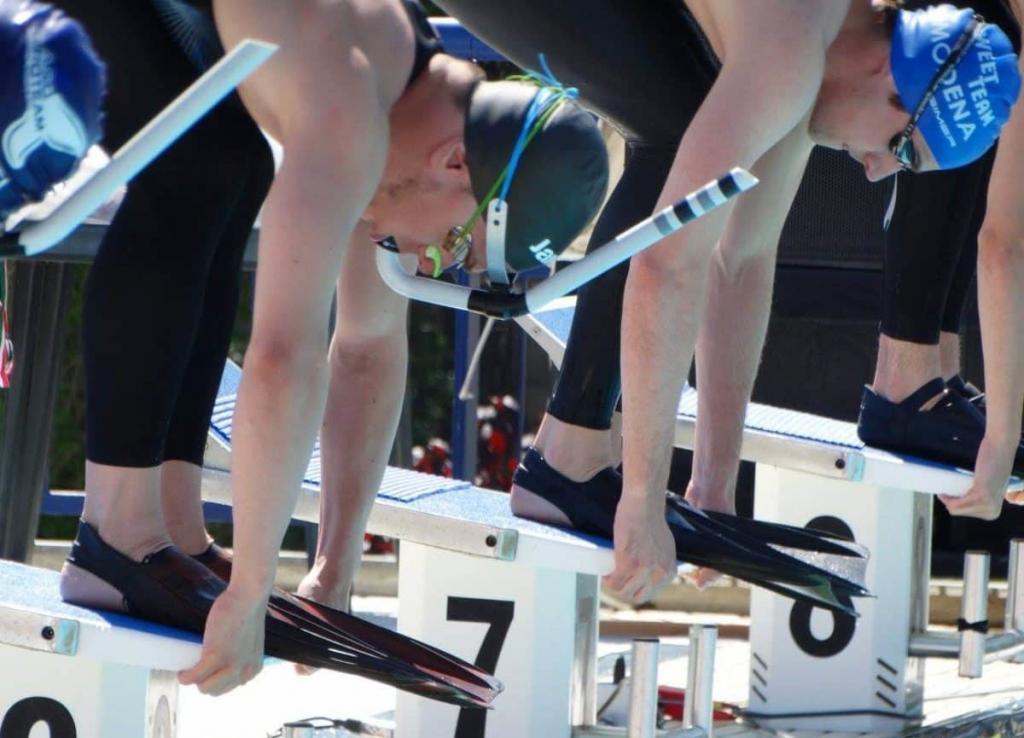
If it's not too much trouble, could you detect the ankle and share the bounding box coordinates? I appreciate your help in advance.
[684,481,734,515]
[80,516,171,563]
[872,337,942,403]
[539,447,614,482]
[164,523,213,557]
[532,415,616,482]
[298,564,352,612]
[938,331,962,379]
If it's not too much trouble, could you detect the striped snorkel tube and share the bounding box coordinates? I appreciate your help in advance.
[376,167,758,318]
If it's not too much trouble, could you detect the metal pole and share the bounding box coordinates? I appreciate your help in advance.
[684,624,717,736]
[570,574,600,727]
[627,639,660,738]
[909,629,1024,661]
[1007,540,1024,624]
[904,492,932,717]
[1007,539,1024,664]
[451,274,480,482]
[959,551,990,678]
[0,261,71,561]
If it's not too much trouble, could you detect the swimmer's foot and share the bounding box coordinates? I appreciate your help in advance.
[859,377,1024,476]
[511,449,867,616]
[946,374,986,411]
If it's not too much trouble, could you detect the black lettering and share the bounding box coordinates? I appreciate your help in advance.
[1,697,76,738]
[447,597,514,738]
[787,516,858,658]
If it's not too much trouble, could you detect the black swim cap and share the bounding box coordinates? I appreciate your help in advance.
[464,79,608,280]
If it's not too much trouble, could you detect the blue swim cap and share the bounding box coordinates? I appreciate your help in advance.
[891,5,1020,170]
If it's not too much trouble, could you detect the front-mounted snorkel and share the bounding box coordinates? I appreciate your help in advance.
[376,167,759,319]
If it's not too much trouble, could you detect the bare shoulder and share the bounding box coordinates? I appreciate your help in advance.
[693,0,849,58]
[212,0,412,143]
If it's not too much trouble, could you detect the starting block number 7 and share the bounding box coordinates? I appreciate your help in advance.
[447,596,515,738]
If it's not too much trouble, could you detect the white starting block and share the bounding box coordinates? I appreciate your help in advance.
[0,560,198,738]
[517,298,1024,734]
[0,358,711,738]
[202,359,711,738]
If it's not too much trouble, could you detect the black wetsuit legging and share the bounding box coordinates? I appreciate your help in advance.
[881,152,994,344]
[882,0,1018,346]
[54,0,274,466]
[435,0,720,430]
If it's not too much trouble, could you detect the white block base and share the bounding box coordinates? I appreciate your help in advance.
[395,541,593,738]
[0,643,177,738]
[749,465,929,733]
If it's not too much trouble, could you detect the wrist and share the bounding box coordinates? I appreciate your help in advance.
[619,487,665,515]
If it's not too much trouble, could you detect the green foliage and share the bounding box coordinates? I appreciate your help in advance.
[49,265,88,490]
[407,303,453,446]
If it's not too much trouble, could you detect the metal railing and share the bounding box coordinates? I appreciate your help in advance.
[909,539,1024,677]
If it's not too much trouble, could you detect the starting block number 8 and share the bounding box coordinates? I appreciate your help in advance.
[1,697,76,738]
[787,516,857,658]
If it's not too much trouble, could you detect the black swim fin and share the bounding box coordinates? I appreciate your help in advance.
[700,508,868,559]
[664,497,869,597]
[64,522,500,708]
[662,500,864,617]
[513,449,870,617]
[195,544,502,707]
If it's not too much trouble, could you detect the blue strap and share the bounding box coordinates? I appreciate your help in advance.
[497,53,579,202]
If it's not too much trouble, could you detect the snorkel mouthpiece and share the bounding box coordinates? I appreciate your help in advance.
[425,244,444,278]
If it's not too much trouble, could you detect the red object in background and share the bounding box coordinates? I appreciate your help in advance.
[0,301,13,389]
[413,438,454,478]
[363,534,395,555]
[476,395,520,491]
[408,396,521,492]
[657,686,737,723]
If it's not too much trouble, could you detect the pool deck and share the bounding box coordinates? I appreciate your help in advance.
[175,596,1024,738]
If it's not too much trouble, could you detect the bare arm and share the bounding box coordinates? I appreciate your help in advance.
[303,223,409,607]
[943,13,1024,518]
[179,109,388,693]
[607,2,836,601]
[229,130,384,598]
[620,7,829,510]
[689,124,813,514]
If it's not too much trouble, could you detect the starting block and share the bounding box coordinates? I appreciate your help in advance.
[203,359,715,738]
[0,560,198,738]
[517,298,1024,734]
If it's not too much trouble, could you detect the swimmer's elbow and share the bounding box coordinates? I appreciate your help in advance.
[979,221,1024,273]
[632,236,714,287]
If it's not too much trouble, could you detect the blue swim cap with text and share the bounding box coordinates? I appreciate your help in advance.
[891,4,1020,169]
